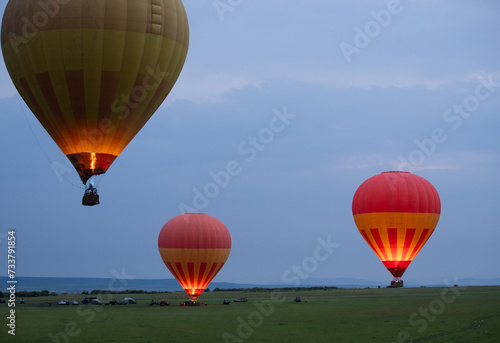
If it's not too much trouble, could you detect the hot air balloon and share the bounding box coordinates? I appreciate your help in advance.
[352,171,440,287]
[1,0,189,205]
[158,213,231,300]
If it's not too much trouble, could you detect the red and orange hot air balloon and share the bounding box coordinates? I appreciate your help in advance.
[158,213,231,300]
[352,171,441,287]
[1,0,189,205]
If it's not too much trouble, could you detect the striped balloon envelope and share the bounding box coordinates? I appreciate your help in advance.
[1,0,189,202]
[158,213,231,300]
[352,171,441,283]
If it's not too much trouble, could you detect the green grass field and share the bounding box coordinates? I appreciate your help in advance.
[1,286,498,342]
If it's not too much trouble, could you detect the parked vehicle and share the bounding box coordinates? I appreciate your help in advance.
[234,297,247,302]
[223,299,230,305]
[123,297,136,304]
[294,297,302,302]
[58,300,70,305]
[82,297,98,304]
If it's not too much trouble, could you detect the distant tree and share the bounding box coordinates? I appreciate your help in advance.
[82,290,89,295]
[16,290,57,297]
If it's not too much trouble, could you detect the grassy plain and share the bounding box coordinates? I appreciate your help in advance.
[1,286,498,342]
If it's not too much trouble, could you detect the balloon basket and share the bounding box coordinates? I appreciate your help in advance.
[82,186,100,206]
[181,300,202,306]
[390,279,404,288]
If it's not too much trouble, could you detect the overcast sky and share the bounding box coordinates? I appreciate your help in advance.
[1,0,499,287]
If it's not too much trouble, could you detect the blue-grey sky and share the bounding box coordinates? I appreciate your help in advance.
[1,0,499,287]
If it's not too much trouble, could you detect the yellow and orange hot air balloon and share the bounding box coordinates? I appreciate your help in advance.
[158,213,231,300]
[1,0,189,205]
[352,171,441,287]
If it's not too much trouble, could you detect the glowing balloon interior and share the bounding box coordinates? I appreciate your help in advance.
[1,0,189,204]
[352,171,441,286]
[158,213,231,300]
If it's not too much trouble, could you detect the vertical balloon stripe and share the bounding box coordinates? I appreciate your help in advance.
[109,72,154,145]
[65,70,87,127]
[355,213,438,262]
[370,228,389,261]
[187,262,196,287]
[197,262,207,288]
[409,228,431,261]
[36,72,63,123]
[360,230,384,261]
[169,262,182,286]
[98,71,121,119]
[159,249,231,296]
[210,263,225,284]
[199,263,215,289]
[387,228,398,261]
[166,261,181,286]
[19,77,61,142]
[165,261,225,293]
[35,72,79,150]
[136,79,171,128]
[174,261,188,287]
[401,228,416,261]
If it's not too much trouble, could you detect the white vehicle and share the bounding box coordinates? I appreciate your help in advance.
[58,300,69,305]
[123,297,136,304]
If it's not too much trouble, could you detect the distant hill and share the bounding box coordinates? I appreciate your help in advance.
[0,277,262,294]
[274,277,500,288]
[423,277,500,287]
[0,276,498,294]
